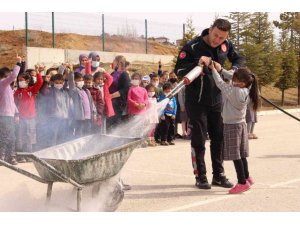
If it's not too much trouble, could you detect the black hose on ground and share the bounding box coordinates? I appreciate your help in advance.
[260,95,300,123]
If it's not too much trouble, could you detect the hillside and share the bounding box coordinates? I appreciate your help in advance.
[0,29,178,68]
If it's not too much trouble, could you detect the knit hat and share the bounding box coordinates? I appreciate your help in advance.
[142,75,151,82]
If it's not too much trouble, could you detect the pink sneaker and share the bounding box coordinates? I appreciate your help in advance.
[228,182,250,194]
[247,177,254,185]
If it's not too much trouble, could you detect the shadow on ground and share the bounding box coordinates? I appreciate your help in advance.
[257,154,300,159]
[124,184,227,199]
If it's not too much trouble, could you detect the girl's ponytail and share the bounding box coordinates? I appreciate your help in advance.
[249,74,260,111]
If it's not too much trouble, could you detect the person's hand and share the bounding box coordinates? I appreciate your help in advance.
[65,67,71,75]
[110,93,117,99]
[16,54,22,63]
[138,103,145,110]
[67,64,73,72]
[213,61,222,72]
[34,64,44,73]
[21,54,26,62]
[160,115,165,120]
[40,65,46,72]
[171,115,176,120]
[180,106,185,112]
[199,56,211,66]
[134,102,140,109]
[34,64,39,71]
[208,60,216,71]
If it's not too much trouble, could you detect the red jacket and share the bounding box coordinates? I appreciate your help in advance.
[86,86,104,115]
[14,73,43,119]
[103,71,115,117]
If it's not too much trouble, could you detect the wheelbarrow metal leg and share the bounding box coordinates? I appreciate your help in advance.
[77,188,82,212]
[46,182,53,203]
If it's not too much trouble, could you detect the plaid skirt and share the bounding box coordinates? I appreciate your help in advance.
[223,122,249,161]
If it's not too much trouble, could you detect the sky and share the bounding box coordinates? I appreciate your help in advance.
[0,12,281,43]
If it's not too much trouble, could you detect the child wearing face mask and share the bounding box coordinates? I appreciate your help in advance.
[93,71,114,134]
[14,70,43,160]
[145,84,159,147]
[38,74,71,148]
[84,75,104,132]
[127,73,148,117]
[81,52,105,76]
[68,72,96,138]
[141,75,150,87]
[0,61,20,165]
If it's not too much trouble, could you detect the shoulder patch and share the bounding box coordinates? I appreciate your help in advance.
[180,51,186,59]
[221,43,227,53]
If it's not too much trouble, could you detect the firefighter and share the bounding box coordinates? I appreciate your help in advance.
[175,18,243,189]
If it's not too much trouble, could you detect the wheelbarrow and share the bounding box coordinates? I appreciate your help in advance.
[0,134,144,211]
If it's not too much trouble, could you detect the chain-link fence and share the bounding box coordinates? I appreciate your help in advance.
[1,12,200,54]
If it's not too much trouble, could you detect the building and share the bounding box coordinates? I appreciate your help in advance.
[154,37,169,44]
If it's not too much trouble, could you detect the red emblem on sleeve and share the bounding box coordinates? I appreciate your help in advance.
[180,51,186,59]
[221,43,227,52]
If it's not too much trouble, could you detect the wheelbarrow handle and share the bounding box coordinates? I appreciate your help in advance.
[0,159,48,184]
[18,153,83,188]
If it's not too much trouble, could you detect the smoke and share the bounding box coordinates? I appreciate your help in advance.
[33,98,170,161]
[1,95,171,212]
[0,173,123,212]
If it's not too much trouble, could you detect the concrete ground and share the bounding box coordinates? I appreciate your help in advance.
[119,111,300,212]
[0,112,300,212]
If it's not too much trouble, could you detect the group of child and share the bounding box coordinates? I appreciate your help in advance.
[0,53,180,165]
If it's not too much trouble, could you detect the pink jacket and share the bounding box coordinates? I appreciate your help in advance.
[0,65,20,117]
[127,86,148,115]
[102,71,115,117]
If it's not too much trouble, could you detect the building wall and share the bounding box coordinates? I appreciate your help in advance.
[26,47,174,69]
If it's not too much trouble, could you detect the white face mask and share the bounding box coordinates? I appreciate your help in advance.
[32,76,37,83]
[152,81,159,88]
[142,81,149,86]
[54,84,63,89]
[131,80,140,86]
[91,61,100,68]
[148,91,155,97]
[76,81,84,89]
[19,81,28,88]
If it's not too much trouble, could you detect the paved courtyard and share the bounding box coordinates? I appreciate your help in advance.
[0,111,300,213]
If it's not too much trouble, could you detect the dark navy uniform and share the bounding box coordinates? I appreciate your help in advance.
[175,28,243,185]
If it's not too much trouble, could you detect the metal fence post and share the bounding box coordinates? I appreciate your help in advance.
[102,14,105,51]
[25,12,28,47]
[145,19,148,54]
[52,12,55,48]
